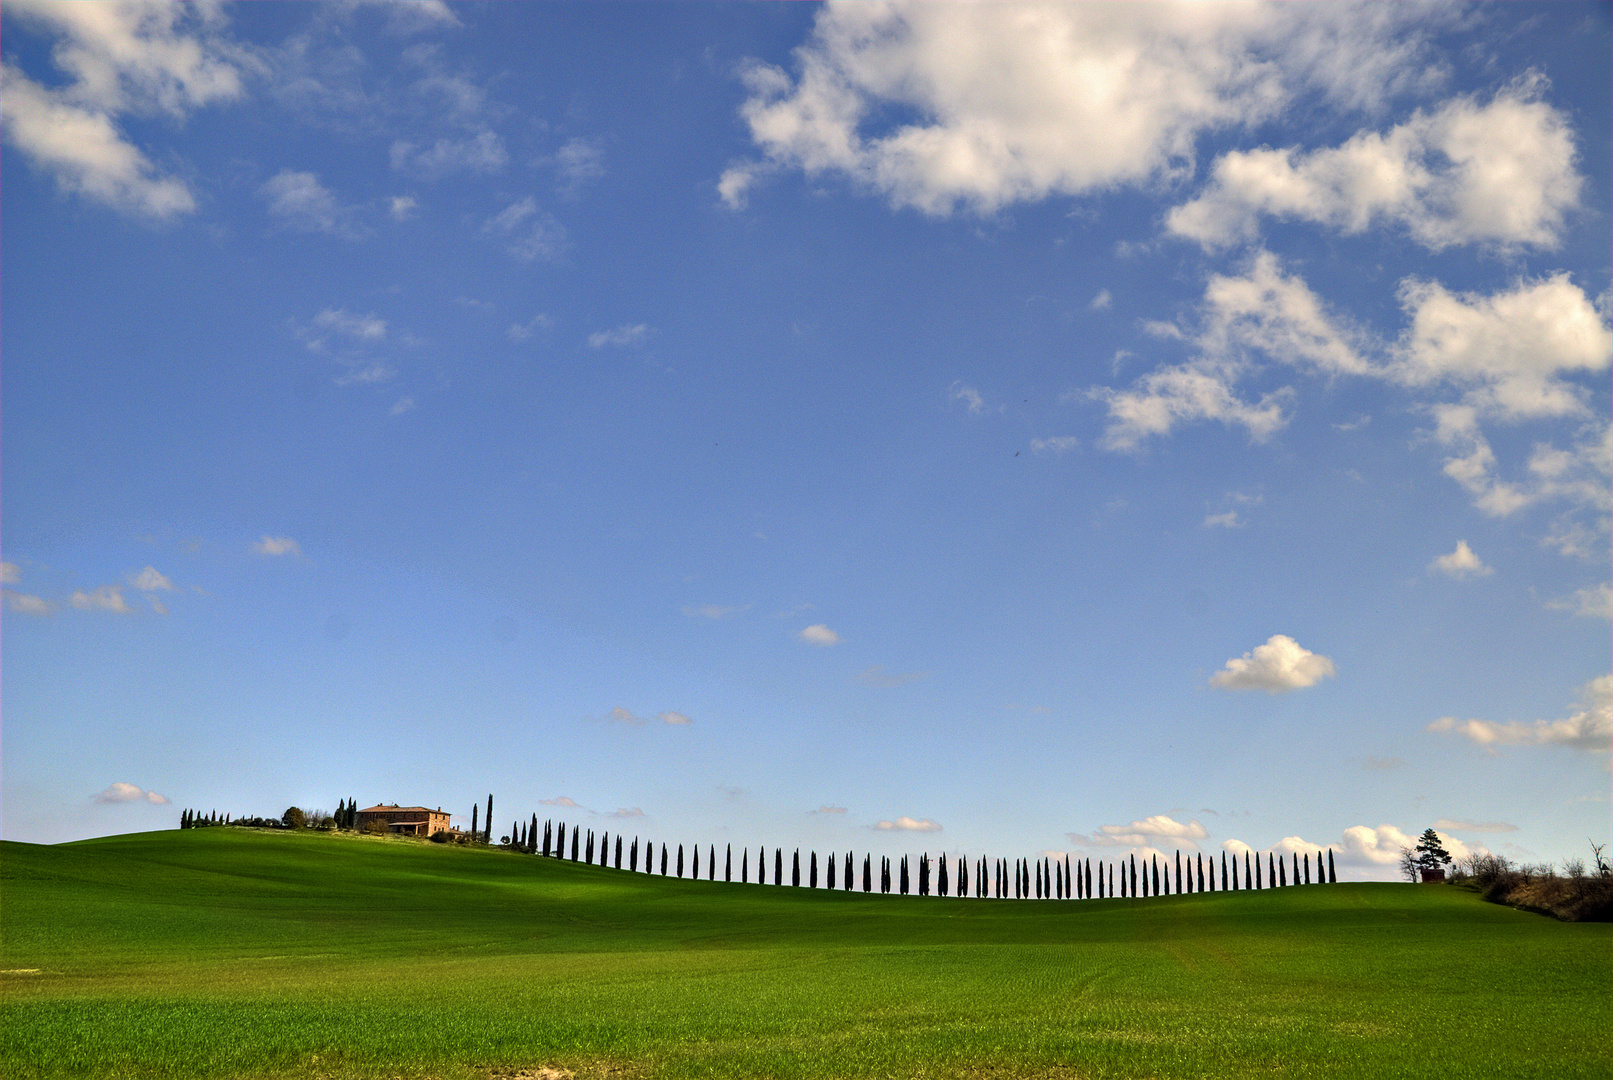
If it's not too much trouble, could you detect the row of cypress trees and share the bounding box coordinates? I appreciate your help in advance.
[514,819,1339,896]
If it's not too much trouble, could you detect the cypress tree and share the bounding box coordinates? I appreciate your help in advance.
[1152,855,1160,897]
[486,795,494,843]
[792,849,800,887]
[828,852,836,890]
[900,855,909,895]
[775,848,783,886]
[678,844,685,878]
[882,856,891,894]
[1194,853,1203,892]
[660,843,668,875]
[708,844,715,881]
[810,850,818,889]
[630,837,638,871]
[759,848,767,885]
[471,803,478,840]
[938,853,948,896]
[692,844,699,879]
[616,835,624,869]
[863,854,872,892]
[1303,852,1310,884]
[1175,850,1183,894]
[586,830,595,864]
[530,814,539,854]
[1278,854,1287,887]
[726,843,733,882]
[551,822,560,858]
[1245,850,1252,890]
[571,826,581,862]
[741,847,748,883]
[1328,849,1337,883]
[1292,851,1300,886]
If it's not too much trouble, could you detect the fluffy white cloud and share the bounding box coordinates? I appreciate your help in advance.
[1198,251,1373,378]
[128,565,173,591]
[798,623,843,646]
[0,0,249,219]
[1210,634,1335,692]
[94,781,169,805]
[728,3,1439,216]
[873,816,941,832]
[388,195,418,220]
[1168,78,1581,251]
[588,324,650,349]
[1429,675,1611,753]
[253,536,301,557]
[1334,824,1485,869]
[1091,363,1291,451]
[1089,290,1113,311]
[71,585,132,613]
[5,592,55,616]
[1430,540,1491,579]
[1547,583,1612,620]
[1393,274,1610,423]
[1070,814,1209,850]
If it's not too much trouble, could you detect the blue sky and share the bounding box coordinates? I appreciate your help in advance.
[4,1,1608,880]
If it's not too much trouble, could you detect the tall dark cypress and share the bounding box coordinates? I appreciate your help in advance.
[585,830,595,864]
[759,848,767,885]
[572,826,581,861]
[827,852,835,890]
[678,844,685,878]
[660,843,668,875]
[810,850,818,889]
[485,795,494,843]
[1304,852,1311,884]
[1245,850,1252,890]
[471,803,479,840]
[775,848,783,886]
[1328,849,1337,883]
[938,853,948,896]
[1278,854,1287,886]
[692,844,699,879]
[846,852,854,891]
[529,814,538,854]
[555,821,564,858]
[1292,851,1300,886]
[726,843,733,882]
[792,849,800,887]
[900,855,910,895]
[863,854,872,892]
[741,847,748,883]
[630,837,638,871]
[1175,850,1183,894]
[616,835,624,869]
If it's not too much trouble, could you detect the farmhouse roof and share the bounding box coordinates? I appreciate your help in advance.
[357,805,443,815]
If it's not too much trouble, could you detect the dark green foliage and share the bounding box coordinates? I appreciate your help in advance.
[938,854,948,896]
[1176,850,1183,895]
[792,849,800,888]
[1293,852,1300,887]
[471,803,478,840]
[1304,852,1311,885]
[726,844,733,883]
[810,850,818,889]
[1329,849,1337,883]
[586,830,595,865]
[863,854,872,893]
[1223,852,1231,890]
[827,852,835,890]
[775,848,783,887]
[741,847,748,883]
[485,796,493,844]
[616,835,624,869]
[1280,855,1287,887]
[660,843,668,876]
[1246,851,1253,890]
[678,844,685,878]
[1416,829,1453,873]
[692,845,699,879]
[629,836,637,871]
[282,807,306,830]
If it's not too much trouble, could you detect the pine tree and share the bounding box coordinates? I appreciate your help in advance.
[1414,829,1452,877]
[1328,848,1337,883]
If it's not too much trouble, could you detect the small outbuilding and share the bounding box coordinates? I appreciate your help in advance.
[355,804,451,837]
[1420,868,1446,883]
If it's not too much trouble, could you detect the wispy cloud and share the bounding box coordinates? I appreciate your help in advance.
[949,382,989,415]
[856,665,929,688]
[809,805,848,815]
[1429,675,1611,753]
[1069,814,1208,850]
[1546,583,1611,620]
[483,197,565,262]
[507,314,555,342]
[128,566,172,592]
[5,592,55,616]
[1431,818,1517,834]
[539,795,581,808]
[70,585,133,613]
[588,324,650,349]
[253,536,301,557]
[682,604,744,620]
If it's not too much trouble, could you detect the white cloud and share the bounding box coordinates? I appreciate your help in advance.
[5,592,55,616]
[1430,540,1492,579]
[1197,251,1373,377]
[482,197,566,262]
[1203,511,1242,529]
[388,195,418,220]
[261,170,368,238]
[1393,274,1611,424]
[810,805,849,815]
[718,163,762,209]
[128,566,172,592]
[507,314,554,342]
[1429,675,1611,753]
[728,3,1439,216]
[94,781,169,805]
[798,623,842,646]
[1547,583,1612,620]
[658,711,692,725]
[1089,289,1113,312]
[1210,634,1335,693]
[253,536,301,556]
[1168,78,1581,252]
[1,562,20,584]
[949,382,990,415]
[389,396,415,416]
[682,604,743,620]
[1431,819,1517,834]
[0,0,249,219]
[588,324,650,349]
[1070,814,1209,850]
[555,136,605,189]
[1030,436,1078,455]
[1333,824,1485,869]
[70,585,133,613]
[311,308,387,343]
[1091,363,1291,451]
[608,807,645,819]
[539,795,580,808]
[389,130,507,176]
[857,665,929,688]
[872,816,941,832]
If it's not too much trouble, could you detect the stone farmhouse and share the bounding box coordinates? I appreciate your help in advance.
[355,804,452,837]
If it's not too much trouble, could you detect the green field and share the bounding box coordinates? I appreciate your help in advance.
[2,829,1609,1080]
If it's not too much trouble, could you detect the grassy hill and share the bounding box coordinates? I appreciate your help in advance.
[3,828,1609,1080]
